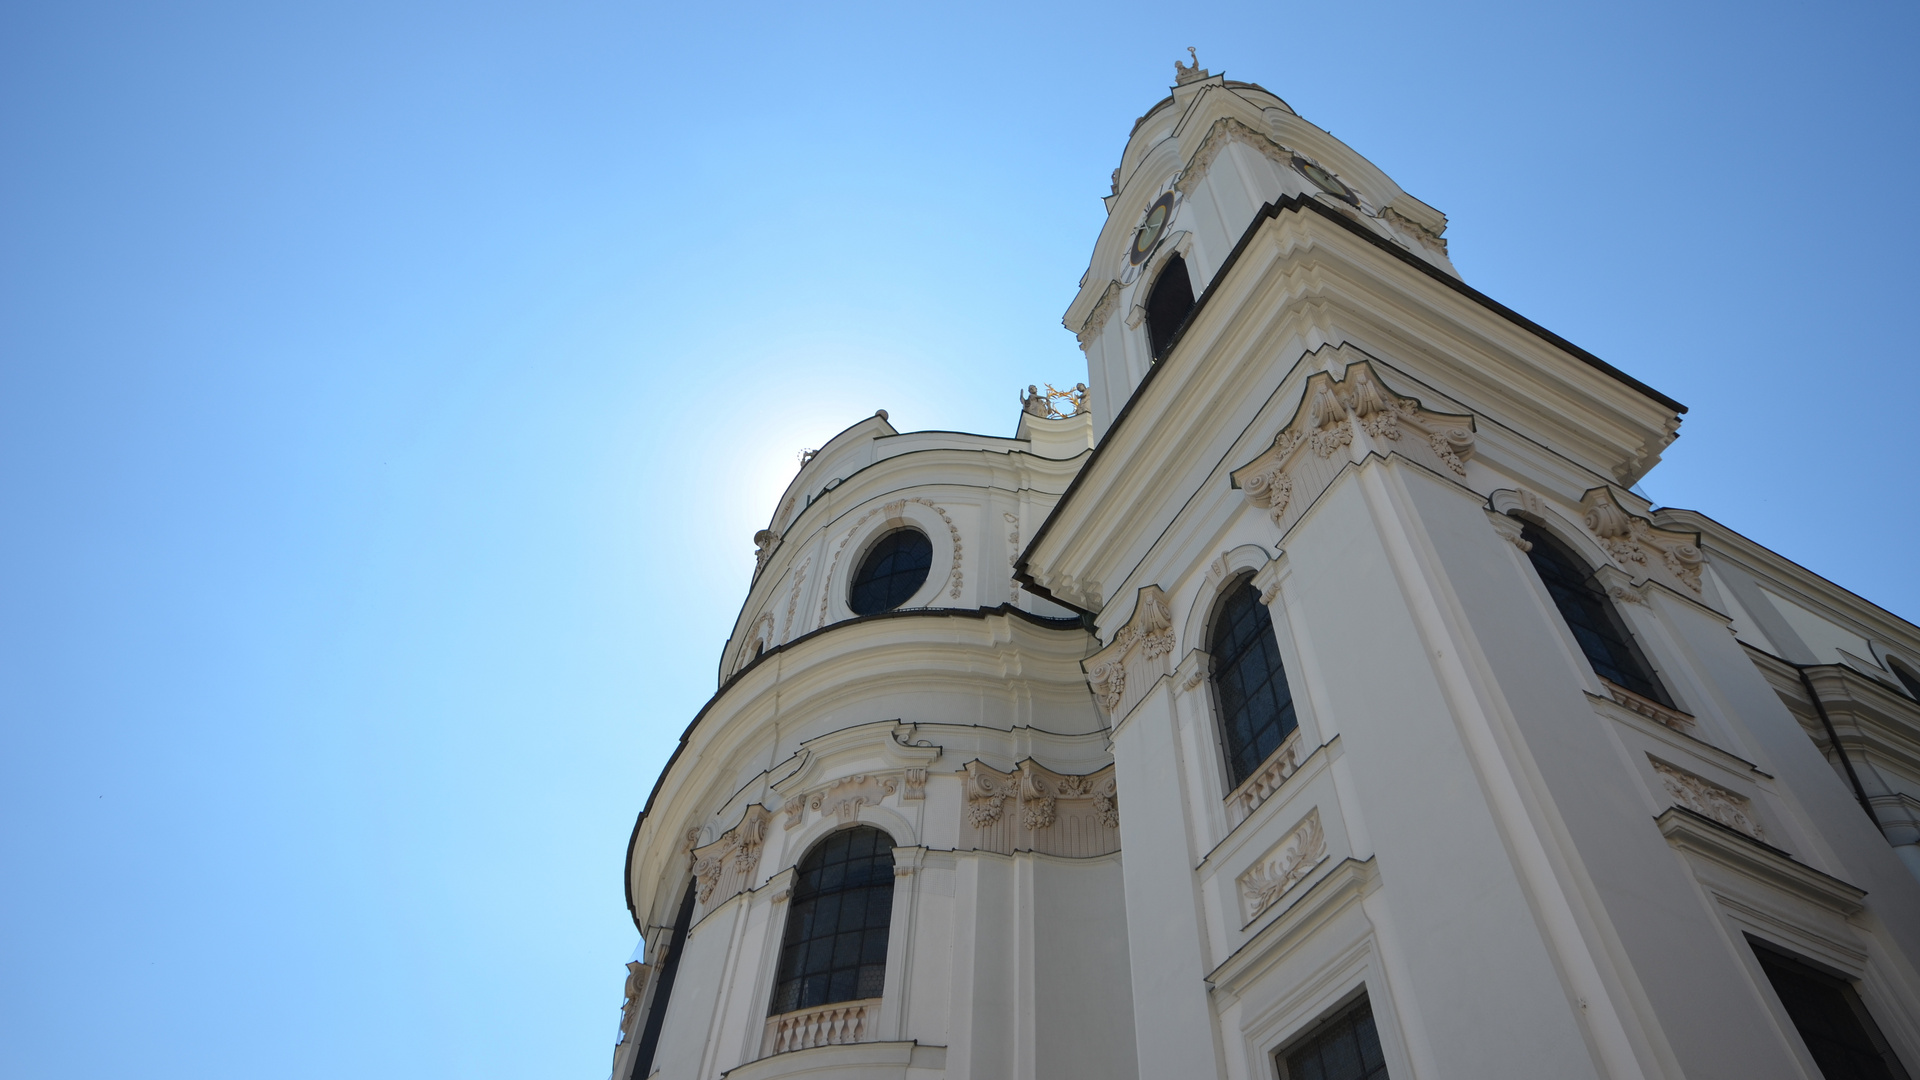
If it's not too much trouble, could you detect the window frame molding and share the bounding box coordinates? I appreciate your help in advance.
[1658,808,1920,1076]
[818,498,960,627]
[1177,548,1327,843]
[747,822,923,1057]
[847,526,936,617]
[1493,504,1683,713]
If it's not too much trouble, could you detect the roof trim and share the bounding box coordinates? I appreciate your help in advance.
[1015,193,1685,613]
[625,602,1088,930]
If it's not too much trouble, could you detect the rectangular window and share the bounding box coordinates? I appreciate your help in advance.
[1276,996,1390,1080]
[1751,939,1911,1080]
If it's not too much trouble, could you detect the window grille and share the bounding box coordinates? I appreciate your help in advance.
[1751,940,1911,1080]
[770,826,896,1015]
[1279,997,1390,1080]
[1520,521,1669,705]
[1211,577,1299,789]
[848,529,933,616]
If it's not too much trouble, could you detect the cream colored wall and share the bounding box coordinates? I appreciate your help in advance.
[620,68,1920,1080]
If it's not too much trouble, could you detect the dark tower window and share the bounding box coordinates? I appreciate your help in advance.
[1211,576,1298,788]
[1279,997,1391,1080]
[1750,940,1912,1080]
[628,880,696,1080]
[848,529,933,615]
[1145,253,1196,360]
[770,826,896,1015]
[1890,659,1920,702]
[1519,521,1670,706]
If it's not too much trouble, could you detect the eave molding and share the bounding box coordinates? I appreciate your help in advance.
[1656,806,1866,917]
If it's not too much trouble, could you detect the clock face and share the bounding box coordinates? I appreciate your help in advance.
[1293,156,1357,204]
[1129,192,1177,265]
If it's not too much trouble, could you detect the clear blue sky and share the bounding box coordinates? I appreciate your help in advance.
[2,2,1914,1077]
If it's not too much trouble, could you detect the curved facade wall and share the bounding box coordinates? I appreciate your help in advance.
[614,61,1920,1080]
[616,413,1139,1080]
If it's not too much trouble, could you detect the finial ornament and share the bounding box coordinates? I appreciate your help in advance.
[1174,47,1208,85]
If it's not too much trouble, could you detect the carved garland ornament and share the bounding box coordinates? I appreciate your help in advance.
[1236,807,1329,923]
[782,557,810,644]
[1650,758,1764,840]
[1581,488,1704,594]
[1232,360,1476,536]
[818,498,964,625]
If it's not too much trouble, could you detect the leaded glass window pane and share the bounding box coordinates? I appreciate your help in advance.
[1282,999,1390,1080]
[848,529,933,616]
[1210,578,1298,789]
[1519,522,1670,705]
[769,826,895,1015]
[1753,942,1911,1080]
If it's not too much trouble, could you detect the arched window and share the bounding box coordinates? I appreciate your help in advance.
[1519,521,1670,705]
[1145,253,1196,360]
[848,529,932,616]
[1889,658,1920,702]
[769,826,896,1015]
[1211,577,1299,788]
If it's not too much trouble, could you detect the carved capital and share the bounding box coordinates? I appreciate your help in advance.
[688,805,772,914]
[962,760,1119,857]
[1486,511,1531,551]
[1580,487,1704,594]
[1083,585,1175,721]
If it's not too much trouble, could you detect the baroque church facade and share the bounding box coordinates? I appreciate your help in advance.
[611,60,1920,1080]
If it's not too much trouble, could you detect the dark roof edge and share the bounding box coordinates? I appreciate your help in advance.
[624,602,1088,930]
[1014,193,1685,612]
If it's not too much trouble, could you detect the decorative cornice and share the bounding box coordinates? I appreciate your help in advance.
[1380,204,1448,257]
[1208,857,1379,1000]
[1231,356,1476,538]
[1656,807,1865,916]
[1018,193,1685,619]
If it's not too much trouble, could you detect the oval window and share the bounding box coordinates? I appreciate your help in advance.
[848,529,933,615]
